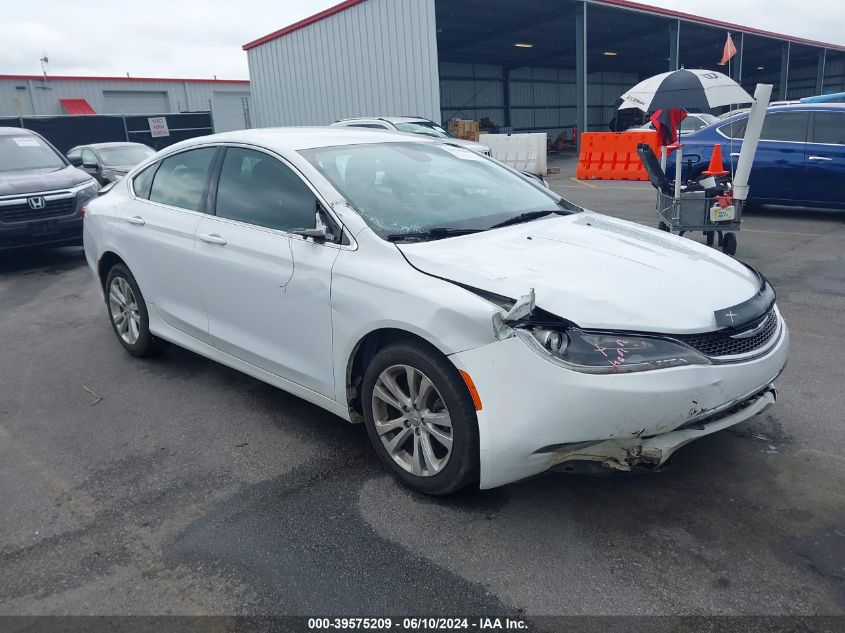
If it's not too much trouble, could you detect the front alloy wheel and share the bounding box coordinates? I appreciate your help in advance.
[371,364,454,477]
[362,341,479,495]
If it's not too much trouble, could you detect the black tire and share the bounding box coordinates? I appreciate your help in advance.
[722,232,738,256]
[705,231,715,247]
[658,221,670,232]
[105,263,170,357]
[361,340,479,495]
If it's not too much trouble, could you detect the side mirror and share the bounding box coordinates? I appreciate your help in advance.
[292,226,331,242]
[82,160,98,170]
[68,156,83,167]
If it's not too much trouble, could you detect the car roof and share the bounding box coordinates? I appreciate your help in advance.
[84,142,150,150]
[766,103,845,112]
[0,127,37,137]
[336,116,430,124]
[716,102,845,126]
[169,126,439,153]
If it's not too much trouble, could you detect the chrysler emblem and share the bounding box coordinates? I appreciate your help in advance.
[27,196,46,210]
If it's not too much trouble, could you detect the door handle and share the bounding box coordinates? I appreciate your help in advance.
[730,152,740,157]
[198,233,227,245]
[808,155,832,161]
[126,216,145,226]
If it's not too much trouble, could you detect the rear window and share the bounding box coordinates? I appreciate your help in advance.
[0,134,65,172]
[98,145,155,167]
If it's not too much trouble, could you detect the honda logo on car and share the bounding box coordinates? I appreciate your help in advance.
[27,196,46,210]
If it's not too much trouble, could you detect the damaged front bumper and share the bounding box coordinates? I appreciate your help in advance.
[449,317,788,489]
[548,386,776,473]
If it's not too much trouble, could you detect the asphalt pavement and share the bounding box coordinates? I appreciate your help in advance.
[1,159,844,622]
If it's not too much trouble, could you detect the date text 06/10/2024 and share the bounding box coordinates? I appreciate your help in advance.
[307,617,529,630]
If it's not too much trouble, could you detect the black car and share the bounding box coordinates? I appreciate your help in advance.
[0,128,99,251]
[67,142,155,185]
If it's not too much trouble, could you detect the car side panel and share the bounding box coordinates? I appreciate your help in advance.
[329,235,504,411]
[112,197,210,343]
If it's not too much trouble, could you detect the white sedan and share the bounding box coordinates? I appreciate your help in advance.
[83,128,788,494]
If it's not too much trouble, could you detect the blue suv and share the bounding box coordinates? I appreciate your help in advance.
[668,104,845,209]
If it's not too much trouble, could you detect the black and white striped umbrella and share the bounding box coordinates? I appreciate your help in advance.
[619,69,753,112]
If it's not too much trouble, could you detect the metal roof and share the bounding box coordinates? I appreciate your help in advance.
[591,0,845,52]
[59,99,96,115]
[243,0,845,53]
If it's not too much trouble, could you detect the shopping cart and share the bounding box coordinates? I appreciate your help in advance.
[637,143,743,256]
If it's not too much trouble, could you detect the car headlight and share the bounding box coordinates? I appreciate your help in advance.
[74,180,100,207]
[516,327,710,374]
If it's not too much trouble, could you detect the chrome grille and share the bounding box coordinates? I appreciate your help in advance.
[674,309,778,359]
[0,197,76,223]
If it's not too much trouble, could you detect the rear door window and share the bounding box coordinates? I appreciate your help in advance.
[759,111,810,142]
[148,147,217,212]
[811,112,845,145]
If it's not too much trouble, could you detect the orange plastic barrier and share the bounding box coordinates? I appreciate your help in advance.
[575,131,661,181]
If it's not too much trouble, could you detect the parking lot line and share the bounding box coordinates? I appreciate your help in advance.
[569,177,598,188]
[742,228,830,238]
[0,423,98,521]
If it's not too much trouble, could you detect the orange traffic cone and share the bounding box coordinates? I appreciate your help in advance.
[702,144,729,176]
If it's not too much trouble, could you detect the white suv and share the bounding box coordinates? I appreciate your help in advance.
[331,116,492,156]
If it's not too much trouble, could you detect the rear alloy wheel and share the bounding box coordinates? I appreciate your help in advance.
[105,264,170,357]
[362,342,479,495]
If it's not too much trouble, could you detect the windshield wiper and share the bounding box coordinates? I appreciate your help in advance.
[386,227,484,242]
[488,209,570,229]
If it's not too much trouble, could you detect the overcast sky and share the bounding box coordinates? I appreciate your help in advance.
[2,0,843,80]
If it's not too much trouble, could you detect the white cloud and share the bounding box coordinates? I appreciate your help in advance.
[1,0,841,80]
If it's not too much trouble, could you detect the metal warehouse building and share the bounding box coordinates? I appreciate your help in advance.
[0,75,253,132]
[243,0,845,141]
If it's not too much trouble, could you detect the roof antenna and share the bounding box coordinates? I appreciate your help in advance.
[39,53,49,81]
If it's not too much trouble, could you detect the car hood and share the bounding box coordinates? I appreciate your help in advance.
[103,164,134,173]
[0,166,92,196]
[396,212,761,334]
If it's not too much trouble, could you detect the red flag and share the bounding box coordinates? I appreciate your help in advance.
[720,33,737,65]
[649,109,688,146]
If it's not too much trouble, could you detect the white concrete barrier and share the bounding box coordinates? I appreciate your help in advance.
[479,133,548,175]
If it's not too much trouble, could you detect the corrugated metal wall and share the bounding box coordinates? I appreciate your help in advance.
[439,63,637,136]
[439,63,505,125]
[246,0,440,127]
[0,78,252,131]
